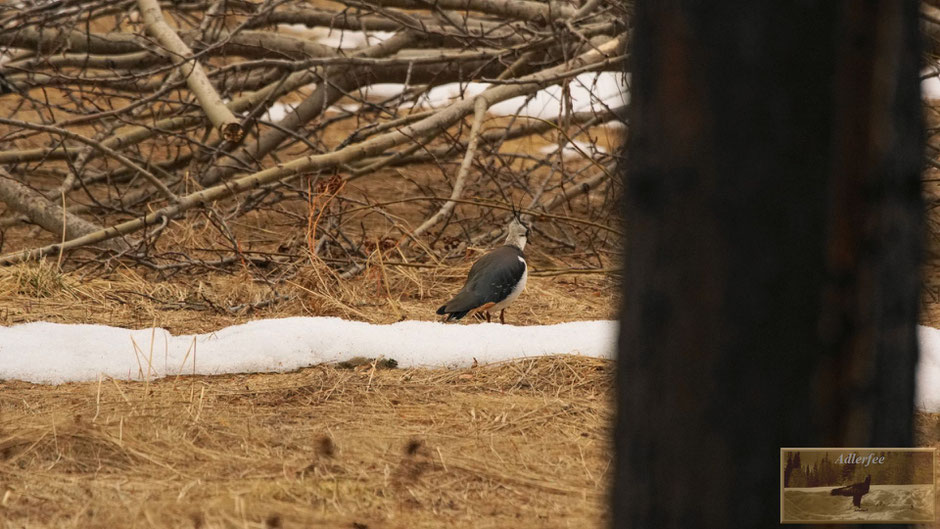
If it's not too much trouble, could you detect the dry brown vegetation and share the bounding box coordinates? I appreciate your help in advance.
[1,357,613,529]
[3,1,940,528]
[0,0,624,328]
[0,0,625,273]
[0,0,623,525]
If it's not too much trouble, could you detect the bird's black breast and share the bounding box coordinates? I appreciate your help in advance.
[465,245,526,304]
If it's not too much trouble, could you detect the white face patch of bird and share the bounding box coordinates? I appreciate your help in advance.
[504,218,529,250]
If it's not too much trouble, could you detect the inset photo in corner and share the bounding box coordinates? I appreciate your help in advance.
[780,448,936,524]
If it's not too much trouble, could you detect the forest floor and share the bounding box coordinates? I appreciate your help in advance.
[0,232,618,529]
[4,67,940,529]
[0,164,620,529]
[0,356,613,529]
[1,261,940,529]
[1,138,940,528]
[1,154,940,529]
[0,40,625,525]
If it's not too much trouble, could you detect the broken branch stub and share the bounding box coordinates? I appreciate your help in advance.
[136,0,243,142]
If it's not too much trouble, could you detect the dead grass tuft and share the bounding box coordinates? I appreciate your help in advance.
[2,260,75,299]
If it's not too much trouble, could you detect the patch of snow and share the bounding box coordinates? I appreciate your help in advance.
[4,319,939,411]
[415,82,488,108]
[277,25,394,49]
[354,72,628,120]
[277,23,314,35]
[917,325,940,411]
[0,318,617,384]
[334,103,362,113]
[783,484,934,522]
[538,139,608,159]
[923,68,940,100]
[359,83,416,100]
[262,101,297,122]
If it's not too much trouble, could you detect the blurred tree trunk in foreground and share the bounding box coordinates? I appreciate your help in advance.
[614,1,923,528]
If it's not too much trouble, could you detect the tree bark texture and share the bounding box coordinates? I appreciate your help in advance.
[614,1,923,528]
[0,169,122,250]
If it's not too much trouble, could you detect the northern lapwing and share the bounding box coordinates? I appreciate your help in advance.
[437,218,530,324]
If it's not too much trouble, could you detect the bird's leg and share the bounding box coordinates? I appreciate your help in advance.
[500,309,505,324]
[486,312,491,323]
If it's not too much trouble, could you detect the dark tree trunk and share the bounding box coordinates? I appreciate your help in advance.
[614,1,923,528]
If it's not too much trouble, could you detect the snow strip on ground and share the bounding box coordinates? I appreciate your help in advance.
[917,326,940,412]
[258,72,628,125]
[360,72,628,119]
[2,319,939,413]
[538,139,608,159]
[0,318,616,385]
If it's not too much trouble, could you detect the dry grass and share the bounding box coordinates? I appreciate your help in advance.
[0,51,620,526]
[0,257,616,333]
[0,356,613,529]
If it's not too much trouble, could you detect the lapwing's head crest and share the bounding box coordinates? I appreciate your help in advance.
[510,202,531,234]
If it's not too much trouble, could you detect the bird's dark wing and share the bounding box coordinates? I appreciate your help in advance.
[831,484,853,496]
[831,479,871,506]
[465,246,526,304]
[437,246,525,318]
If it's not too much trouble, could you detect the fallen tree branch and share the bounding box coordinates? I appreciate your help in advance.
[468,162,617,246]
[0,36,623,265]
[363,0,576,21]
[0,117,180,203]
[0,168,123,249]
[345,105,627,172]
[201,30,419,185]
[137,0,243,142]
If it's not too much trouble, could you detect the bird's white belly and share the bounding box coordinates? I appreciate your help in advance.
[490,261,527,311]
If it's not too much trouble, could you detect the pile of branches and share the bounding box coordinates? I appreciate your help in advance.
[0,0,627,277]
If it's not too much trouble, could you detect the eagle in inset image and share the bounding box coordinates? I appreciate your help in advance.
[830,474,871,509]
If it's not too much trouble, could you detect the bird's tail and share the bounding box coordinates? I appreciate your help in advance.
[438,290,480,321]
[436,306,470,321]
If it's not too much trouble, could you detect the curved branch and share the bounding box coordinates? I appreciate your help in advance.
[0,117,180,203]
[410,96,488,239]
[360,0,575,21]
[0,168,124,249]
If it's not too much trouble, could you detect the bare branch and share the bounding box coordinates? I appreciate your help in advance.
[136,0,243,141]
[410,96,488,238]
[0,117,179,203]
[0,168,123,249]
